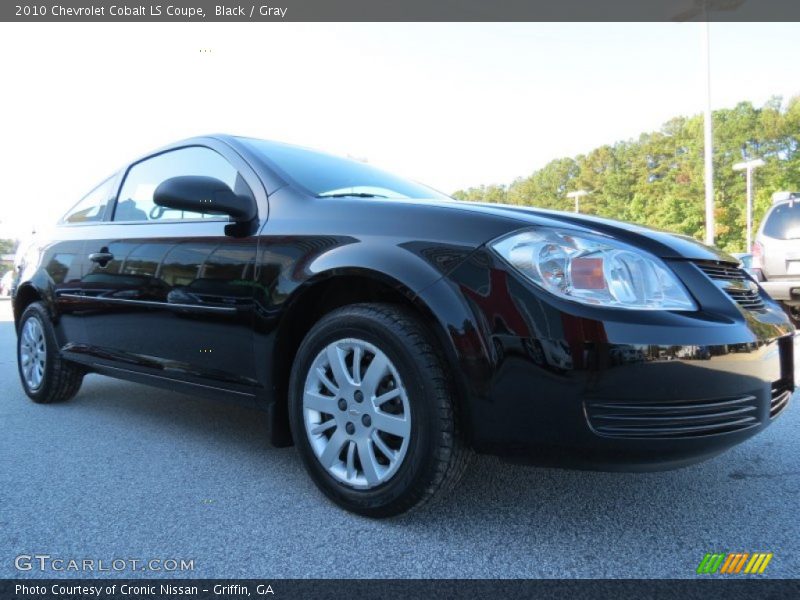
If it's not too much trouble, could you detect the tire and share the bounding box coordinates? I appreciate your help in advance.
[288,303,471,517]
[780,302,800,328]
[17,302,84,404]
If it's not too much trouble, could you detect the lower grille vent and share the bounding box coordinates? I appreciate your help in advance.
[771,381,792,419]
[585,395,760,439]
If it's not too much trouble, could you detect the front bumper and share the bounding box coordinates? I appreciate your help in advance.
[425,249,796,470]
[761,280,800,303]
[479,336,794,470]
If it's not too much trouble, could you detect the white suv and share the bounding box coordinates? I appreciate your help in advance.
[753,191,800,323]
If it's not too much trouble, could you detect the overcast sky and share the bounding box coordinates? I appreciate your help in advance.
[1,22,799,236]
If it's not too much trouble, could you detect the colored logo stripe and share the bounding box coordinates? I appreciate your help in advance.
[697,554,725,574]
[697,552,772,574]
[720,553,748,573]
[744,553,773,574]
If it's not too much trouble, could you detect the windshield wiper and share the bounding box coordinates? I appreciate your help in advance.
[317,192,389,198]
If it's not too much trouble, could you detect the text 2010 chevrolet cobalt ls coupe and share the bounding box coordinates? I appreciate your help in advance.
[14,135,794,516]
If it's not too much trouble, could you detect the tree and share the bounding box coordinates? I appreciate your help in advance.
[451,97,800,253]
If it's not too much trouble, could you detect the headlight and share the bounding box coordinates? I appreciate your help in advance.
[490,228,697,311]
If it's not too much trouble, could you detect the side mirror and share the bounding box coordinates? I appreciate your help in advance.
[153,176,256,222]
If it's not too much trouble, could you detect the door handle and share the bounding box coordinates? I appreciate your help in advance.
[89,252,114,266]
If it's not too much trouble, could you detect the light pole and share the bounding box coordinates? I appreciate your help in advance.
[733,158,765,252]
[702,18,715,246]
[673,1,747,246]
[567,190,590,214]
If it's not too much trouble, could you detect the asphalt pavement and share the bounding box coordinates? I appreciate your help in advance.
[1,297,798,579]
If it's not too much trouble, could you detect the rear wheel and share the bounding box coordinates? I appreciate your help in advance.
[780,302,800,327]
[17,302,84,404]
[288,303,470,517]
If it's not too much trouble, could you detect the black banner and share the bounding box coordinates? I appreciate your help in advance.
[2,579,800,600]
[3,0,800,22]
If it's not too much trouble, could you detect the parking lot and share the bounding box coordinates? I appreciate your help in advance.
[1,297,798,579]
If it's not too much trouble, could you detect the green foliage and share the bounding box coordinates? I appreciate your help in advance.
[452,97,800,253]
[0,239,16,254]
[452,184,508,204]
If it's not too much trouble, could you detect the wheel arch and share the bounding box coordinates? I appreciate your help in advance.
[265,267,473,447]
[13,282,45,330]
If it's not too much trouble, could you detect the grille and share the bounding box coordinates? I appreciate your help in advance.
[770,380,792,419]
[585,395,760,439]
[695,262,766,311]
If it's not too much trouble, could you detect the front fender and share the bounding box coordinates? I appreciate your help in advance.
[415,275,495,442]
[305,238,465,294]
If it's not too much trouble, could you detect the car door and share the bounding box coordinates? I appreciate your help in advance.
[47,175,118,349]
[74,145,262,391]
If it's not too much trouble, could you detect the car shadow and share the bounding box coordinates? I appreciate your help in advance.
[68,372,792,532]
[70,375,278,457]
[396,427,795,556]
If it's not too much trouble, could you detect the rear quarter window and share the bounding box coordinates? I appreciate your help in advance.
[762,202,800,239]
[61,177,115,224]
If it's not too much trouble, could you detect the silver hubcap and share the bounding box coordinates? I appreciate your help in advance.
[303,338,411,489]
[20,317,46,390]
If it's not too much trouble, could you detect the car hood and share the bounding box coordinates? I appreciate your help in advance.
[407,198,737,263]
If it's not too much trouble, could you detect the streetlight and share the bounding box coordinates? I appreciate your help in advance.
[567,190,590,213]
[733,158,765,252]
[702,18,715,246]
[673,0,747,246]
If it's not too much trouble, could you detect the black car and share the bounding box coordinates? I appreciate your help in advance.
[13,135,795,516]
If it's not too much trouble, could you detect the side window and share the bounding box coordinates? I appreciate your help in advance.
[113,147,248,222]
[62,177,114,224]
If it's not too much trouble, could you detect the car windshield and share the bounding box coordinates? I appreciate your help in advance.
[763,202,800,239]
[239,138,449,200]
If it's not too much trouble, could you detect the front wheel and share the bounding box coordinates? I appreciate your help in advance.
[17,302,84,404]
[288,303,471,517]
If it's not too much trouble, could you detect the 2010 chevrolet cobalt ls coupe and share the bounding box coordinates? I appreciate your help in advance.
[14,135,794,516]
